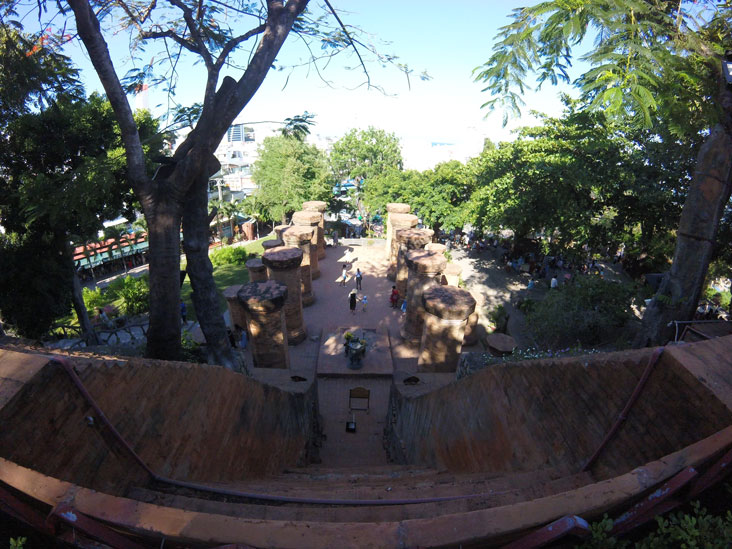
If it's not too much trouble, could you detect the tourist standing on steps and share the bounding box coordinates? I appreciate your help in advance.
[355,268,363,290]
[340,265,348,286]
[349,289,357,314]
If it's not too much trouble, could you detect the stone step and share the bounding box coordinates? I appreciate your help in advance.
[126,470,594,523]
[204,465,574,500]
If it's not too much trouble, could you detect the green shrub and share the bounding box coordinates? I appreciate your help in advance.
[527,276,635,348]
[118,275,149,316]
[82,286,107,311]
[104,276,128,300]
[582,502,732,548]
[210,246,251,267]
[704,287,731,310]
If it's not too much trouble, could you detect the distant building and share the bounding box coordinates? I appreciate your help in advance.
[211,121,280,198]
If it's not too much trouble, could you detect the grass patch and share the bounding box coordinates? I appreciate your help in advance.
[181,264,250,322]
[180,237,272,321]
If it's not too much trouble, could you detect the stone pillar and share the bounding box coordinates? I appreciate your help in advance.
[401,250,447,341]
[274,225,290,240]
[302,200,327,260]
[291,211,321,279]
[395,228,434,305]
[281,226,316,306]
[246,258,267,282]
[262,246,306,345]
[223,285,247,331]
[262,238,284,253]
[387,213,418,280]
[417,285,476,373]
[463,312,479,346]
[385,203,411,260]
[442,263,462,287]
[425,242,446,255]
[237,281,290,369]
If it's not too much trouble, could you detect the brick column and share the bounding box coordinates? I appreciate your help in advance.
[395,228,434,305]
[425,242,446,255]
[223,285,247,331]
[246,258,267,282]
[400,250,447,341]
[291,210,321,279]
[262,246,306,345]
[262,238,284,253]
[417,285,476,373]
[237,281,289,369]
[274,225,290,240]
[302,200,327,260]
[385,203,411,260]
[387,213,418,280]
[442,262,462,287]
[281,226,316,306]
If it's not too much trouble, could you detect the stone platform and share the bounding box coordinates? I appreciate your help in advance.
[317,326,394,377]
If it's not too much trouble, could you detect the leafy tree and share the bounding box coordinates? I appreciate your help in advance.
[467,106,631,251]
[476,1,732,346]
[0,231,73,339]
[252,135,332,223]
[330,127,403,183]
[23,0,412,365]
[361,168,421,215]
[412,160,475,236]
[0,25,81,125]
[0,87,165,341]
[281,112,316,141]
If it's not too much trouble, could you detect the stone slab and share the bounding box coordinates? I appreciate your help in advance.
[317,326,394,376]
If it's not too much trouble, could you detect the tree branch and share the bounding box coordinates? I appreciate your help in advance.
[167,0,214,70]
[141,28,200,54]
[66,0,152,205]
[214,24,266,71]
[322,0,371,89]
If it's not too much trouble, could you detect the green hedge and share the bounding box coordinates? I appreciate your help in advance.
[210,246,252,267]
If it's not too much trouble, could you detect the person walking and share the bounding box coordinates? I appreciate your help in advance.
[340,265,348,286]
[355,268,363,290]
[361,294,368,312]
[349,289,357,314]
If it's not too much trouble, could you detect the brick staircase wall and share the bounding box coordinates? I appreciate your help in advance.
[0,351,318,494]
[386,345,732,477]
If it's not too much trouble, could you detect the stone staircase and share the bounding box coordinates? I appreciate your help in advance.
[125,464,595,523]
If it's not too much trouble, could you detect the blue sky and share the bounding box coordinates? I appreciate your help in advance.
[62,0,582,168]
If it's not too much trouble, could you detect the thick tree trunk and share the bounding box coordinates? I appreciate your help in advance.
[635,125,732,347]
[183,175,245,373]
[66,244,99,345]
[145,202,184,359]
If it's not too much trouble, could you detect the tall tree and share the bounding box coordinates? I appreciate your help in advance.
[330,127,404,183]
[252,135,332,223]
[30,0,410,366]
[475,0,732,346]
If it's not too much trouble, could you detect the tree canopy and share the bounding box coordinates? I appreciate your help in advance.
[252,135,332,223]
[330,127,403,183]
[476,0,732,346]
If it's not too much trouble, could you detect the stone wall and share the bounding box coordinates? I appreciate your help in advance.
[0,350,320,494]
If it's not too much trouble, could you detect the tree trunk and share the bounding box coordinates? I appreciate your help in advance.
[635,125,732,347]
[66,244,100,345]
[183,175,245,373]
[145,202,184,360]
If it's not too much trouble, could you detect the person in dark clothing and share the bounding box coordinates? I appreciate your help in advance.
[349,289,357,314]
